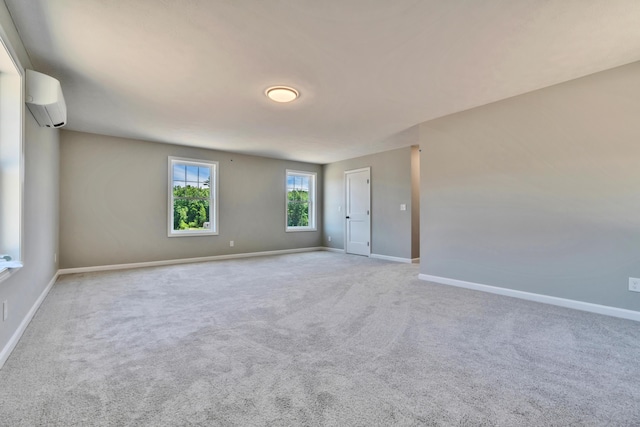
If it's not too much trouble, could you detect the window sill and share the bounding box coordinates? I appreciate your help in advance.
[0,261,23,284]
[168,231,219,238]
[286,228,317,233]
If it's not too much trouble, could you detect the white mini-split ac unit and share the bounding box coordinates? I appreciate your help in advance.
[25,69,67,128]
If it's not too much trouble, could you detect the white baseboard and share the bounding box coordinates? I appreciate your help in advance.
[419,274,640,322]
[58,247,328,275]
[370,254,415,264]
[322,249,418,264]
[0,272,59,370]
[322,247,344,254]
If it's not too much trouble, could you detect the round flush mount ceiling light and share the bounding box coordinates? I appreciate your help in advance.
[265,86,299,103]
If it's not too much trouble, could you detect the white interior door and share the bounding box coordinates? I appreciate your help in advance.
[345,168,370,256]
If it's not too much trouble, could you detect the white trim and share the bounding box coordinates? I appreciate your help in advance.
[0,267,9,283]
[0,26,25,267]
[322,247,345,253]
[343,167,371,174]
[344,167,371,256]
[285,169,317,232]
[0,272,58,370]
[411,258,420,264]
[0,262,23,284]
[418,274,640,322]
[370,254,414,264]
[58,247,327,275]
[168,156,219,237]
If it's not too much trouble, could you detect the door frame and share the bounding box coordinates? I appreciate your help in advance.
[344,167,371,256]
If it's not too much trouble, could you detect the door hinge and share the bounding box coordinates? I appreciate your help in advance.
[367,210,369,215]
[367,242,370,247]
[367,179,369,184]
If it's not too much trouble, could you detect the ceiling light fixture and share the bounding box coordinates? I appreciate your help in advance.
[265,86,299,103]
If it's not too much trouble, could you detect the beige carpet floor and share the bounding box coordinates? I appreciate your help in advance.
[0,252,639,426]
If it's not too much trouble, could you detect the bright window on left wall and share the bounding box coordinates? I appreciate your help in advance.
[168,157,218,236]
[0,26,24,280]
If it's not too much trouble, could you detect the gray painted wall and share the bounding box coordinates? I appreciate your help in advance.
[420,61,640,311]
[59,131,323,268]
[0,1,60,358]
[323,147,416,259]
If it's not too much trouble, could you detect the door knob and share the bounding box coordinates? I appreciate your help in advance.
[346,216,350,219]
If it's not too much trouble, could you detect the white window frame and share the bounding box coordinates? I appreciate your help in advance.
[168,156,218,237]
[286,170,317,232]
[0,23,25,282]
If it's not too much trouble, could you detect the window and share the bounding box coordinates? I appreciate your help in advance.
[168,157,218,236]
[286,170,316,231]
[0,27,24,281]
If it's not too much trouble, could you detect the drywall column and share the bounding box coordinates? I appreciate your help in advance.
[411,145,420,260]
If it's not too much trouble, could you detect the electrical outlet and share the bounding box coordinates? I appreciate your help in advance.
[3,301,7,321]
[400,204,407,211]
[629,278,640,293]
[328,236,332,242]
[230,240,234,247]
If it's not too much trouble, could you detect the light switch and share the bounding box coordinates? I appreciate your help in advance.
[400,204,407,211]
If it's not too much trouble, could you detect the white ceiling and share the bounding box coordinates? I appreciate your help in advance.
[6,1,640,164]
